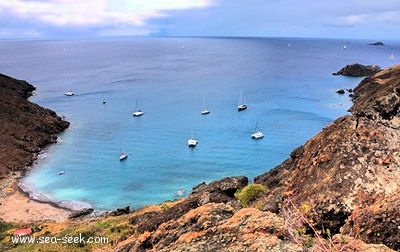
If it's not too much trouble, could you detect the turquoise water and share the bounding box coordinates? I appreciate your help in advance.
[1,37,398,210]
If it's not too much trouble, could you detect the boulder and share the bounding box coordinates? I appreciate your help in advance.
[109,206,130,216]
[68,208,94,219]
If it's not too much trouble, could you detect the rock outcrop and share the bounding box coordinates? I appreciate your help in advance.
[136,176,248,234]
[68,208,94,220]
[333,63,381,76]
[116,176,304,251]
[368,41,385,46]
[0,74,69,181]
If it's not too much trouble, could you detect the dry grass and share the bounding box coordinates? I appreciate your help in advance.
[0,198,189,252]
[281,197,360,251]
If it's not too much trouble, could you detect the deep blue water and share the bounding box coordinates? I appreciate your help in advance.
[1,37,399,210]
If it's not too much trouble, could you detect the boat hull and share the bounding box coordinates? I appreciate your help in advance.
[132,111,144,117]
[187,139,198,147]
[119,154,128,160]
[251,132,264,139]
[237,104,247,111]
[64,92,74,96]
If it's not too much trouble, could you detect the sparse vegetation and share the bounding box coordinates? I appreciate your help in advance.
[282,197,360,251]
[96,219,112,229]
[0,213,135,251]
[234,183,267,206]
[0,221,13,241]
[161,203,170,211]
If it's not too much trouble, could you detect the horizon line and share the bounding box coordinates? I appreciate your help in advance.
[0,35,395,42]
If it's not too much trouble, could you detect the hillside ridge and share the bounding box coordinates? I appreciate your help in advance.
[0,74,69,186]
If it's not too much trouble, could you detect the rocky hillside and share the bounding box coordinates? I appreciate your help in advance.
[255,64,400,250]
[112,65,400,251]
[0,74,69,181]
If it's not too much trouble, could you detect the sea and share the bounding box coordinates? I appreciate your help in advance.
[0,37,399,211]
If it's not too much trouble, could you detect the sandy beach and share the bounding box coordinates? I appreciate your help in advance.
[0,173,71,224]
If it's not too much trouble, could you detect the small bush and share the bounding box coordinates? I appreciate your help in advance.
[96,220,112,229]
[0,222,13,241]
[234,184,268,206]
[282,197,360,251]
[160,203,170,211]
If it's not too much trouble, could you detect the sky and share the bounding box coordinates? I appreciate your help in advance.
[0,0,399,39]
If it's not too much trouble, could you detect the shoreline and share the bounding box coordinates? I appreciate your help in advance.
[0,73,72,224]
[0,172,72,224]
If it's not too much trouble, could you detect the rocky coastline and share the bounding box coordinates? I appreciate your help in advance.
[0,73,69,184]
[0,73,72,224]
[254,64,400,250]
[2,65,400,251]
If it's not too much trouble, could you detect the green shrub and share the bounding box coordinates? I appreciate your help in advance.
[234,184,268,206]
[0,222,13,241]
[96,220,112,229]
[160,203,170,211]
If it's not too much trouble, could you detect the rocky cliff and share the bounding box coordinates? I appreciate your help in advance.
[0,74,69,181]
[255,64,400,250]
[114,65,400,251]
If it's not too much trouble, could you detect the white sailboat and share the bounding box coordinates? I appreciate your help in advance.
[200,97,210,115]
[64,91,74,96]
[175,188,186,197]
[132,101,144,117]
[251,121,264,139]
[187,129,198,147]
[119,147,129,161]
[119,149,130,161]
[119,152,128,161]
[237,89,247,111]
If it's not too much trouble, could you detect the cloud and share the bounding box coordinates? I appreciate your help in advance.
[328,10,400,27]
[0,0,214,28]
[375,10,400,24]
[337,14,368,26]
[0,0,398,39]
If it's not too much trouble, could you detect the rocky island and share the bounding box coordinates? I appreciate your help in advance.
[332,63,382,77]
[368,41,385,46]
[2,65,400,251]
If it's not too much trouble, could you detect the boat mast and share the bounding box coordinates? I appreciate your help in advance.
[239,89,246,105]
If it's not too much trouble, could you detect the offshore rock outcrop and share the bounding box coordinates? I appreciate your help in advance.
[333,63,381,76]
[368,41,385,46]
[0,74,69,181]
